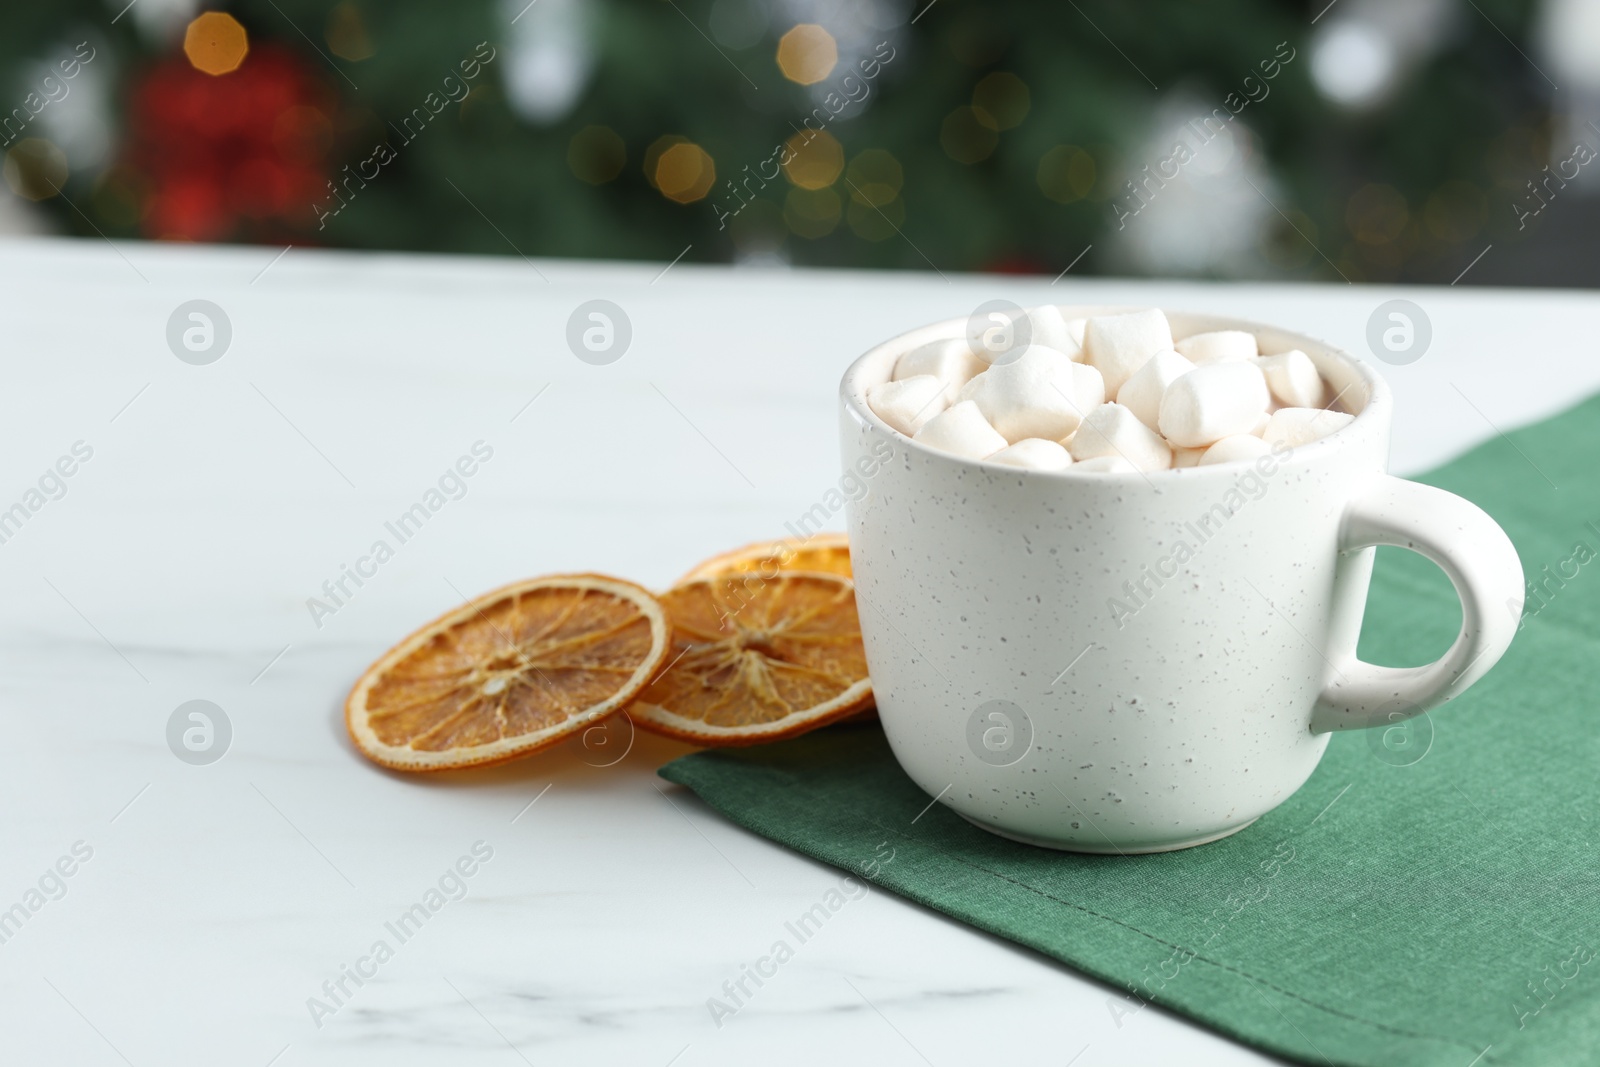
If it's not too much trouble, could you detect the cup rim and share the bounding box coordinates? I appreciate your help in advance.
[839,304,1391,479]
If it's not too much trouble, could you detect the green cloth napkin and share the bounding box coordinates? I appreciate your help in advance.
[660,393,1600,1067]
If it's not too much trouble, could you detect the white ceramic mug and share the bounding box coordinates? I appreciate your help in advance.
[839,307,1523,853]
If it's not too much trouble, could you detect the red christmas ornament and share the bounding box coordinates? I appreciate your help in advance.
[123,43,336,242]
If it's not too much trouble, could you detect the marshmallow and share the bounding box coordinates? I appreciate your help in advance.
[1116,349,1195,431]
[965,306,1032,367]
[1070,362,1104,403]
[1065,317,1087,349]
[1073,455,1138,474]
[1175,330,1258,365]
[989,438,1073,471]
[904,308,1347,475]
[1068,402,1173,471]
[1199,434,1273,466]
[1158,362,1271,448]
[1262,407,1355,448]
[1257,350,1324,408]
[959,346,1104,443]
[867,375,949,436]
[1026,305,1082,359]
[894,338,987,403]
[1172,446,1206,468]
[1083,308,1174,394]
[912,400,1008,459]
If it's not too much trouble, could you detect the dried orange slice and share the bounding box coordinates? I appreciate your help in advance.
[346,574,669,771]
[631,571,873,746]
[675,532,852,584]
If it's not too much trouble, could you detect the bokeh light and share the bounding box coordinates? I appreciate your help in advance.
[1486,124,1545,187]
[655,142,716,203]
[973,72,1030,131]
[784,186,841,238]
[1036,145,1096,203]
[3,138,68,200]
[1310,21,1394,108]
[1346,183,1409,245]
[325,2,375,62]
[644,135,688,190]
[941,107,998,164]
[846,149,902,206]
[776,25,838,85]
[184,12,250,76]
[781,130,843,190]
[272,106,333,163]
[569,125,627,185]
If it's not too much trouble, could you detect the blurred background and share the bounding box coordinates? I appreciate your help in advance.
[1,0,1596,286]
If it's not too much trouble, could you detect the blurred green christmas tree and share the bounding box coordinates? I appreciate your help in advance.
[0,0,1575,284]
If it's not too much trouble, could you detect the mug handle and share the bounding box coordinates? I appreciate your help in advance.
[1310,474,1524,734]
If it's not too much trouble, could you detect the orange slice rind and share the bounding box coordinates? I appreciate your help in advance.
[346,573,669,772]
[675,532,852,585]
[631,571,873,746]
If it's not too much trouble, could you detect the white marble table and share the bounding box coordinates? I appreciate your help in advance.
[0,236,1590,1066]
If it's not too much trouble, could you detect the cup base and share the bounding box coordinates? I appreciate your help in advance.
[955,812,1260,855]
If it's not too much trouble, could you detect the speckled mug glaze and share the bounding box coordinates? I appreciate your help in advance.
[840,308,1524,853]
